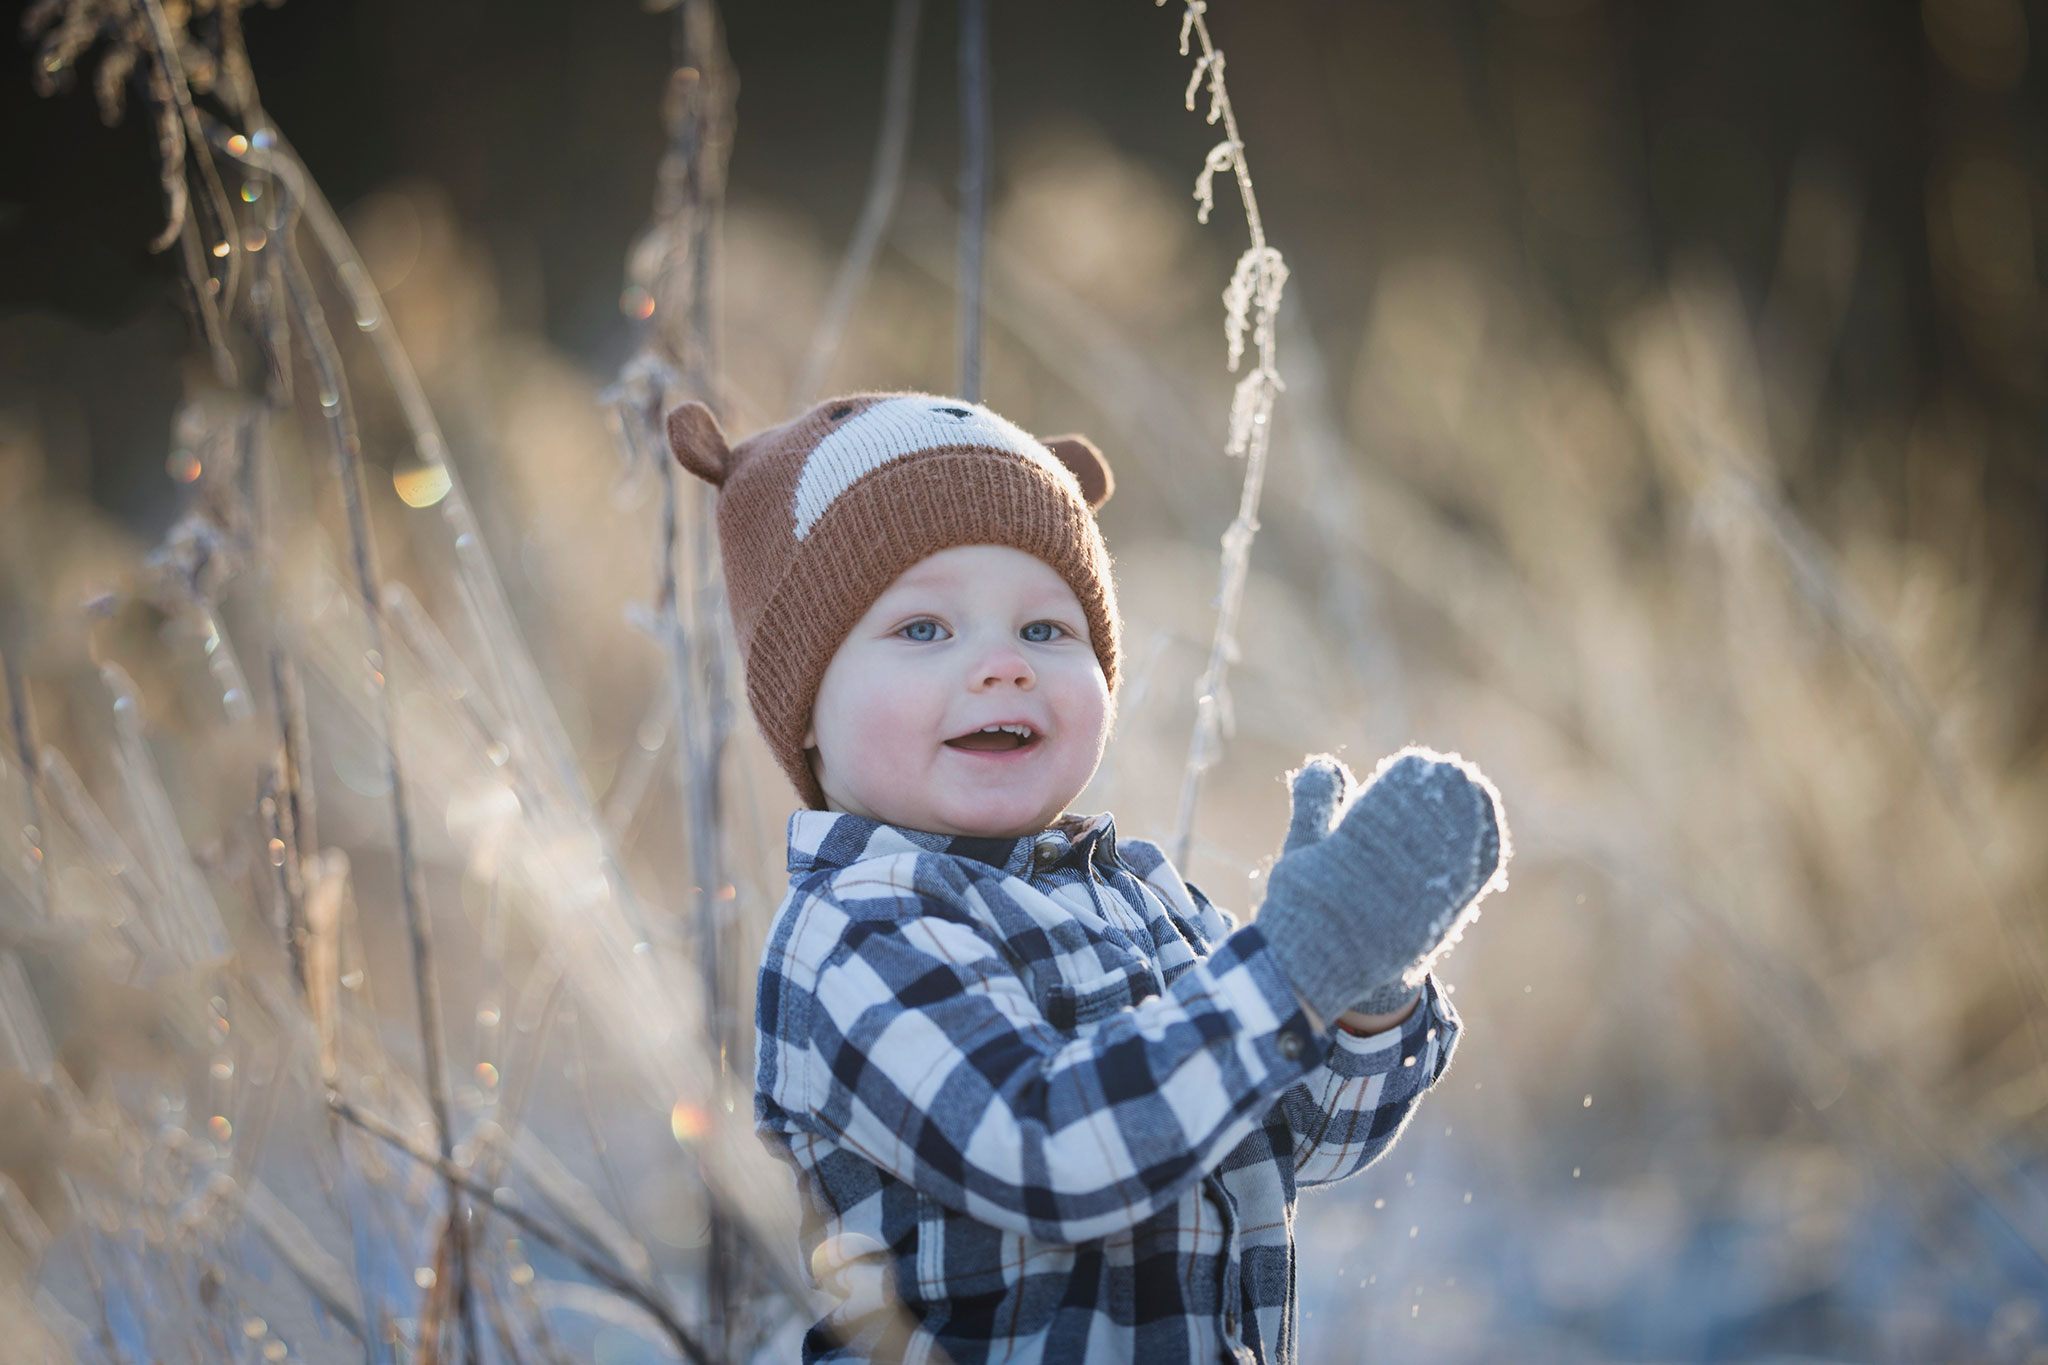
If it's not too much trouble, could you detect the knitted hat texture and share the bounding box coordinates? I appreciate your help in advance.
[665,392,1122,809]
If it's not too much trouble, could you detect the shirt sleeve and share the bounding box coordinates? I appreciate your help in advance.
[1166,858,1462,1189]
[1274,974,1460,1187]
[765,854,1327,1244]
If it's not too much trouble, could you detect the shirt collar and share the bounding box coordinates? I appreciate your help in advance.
[787,808,1119,879]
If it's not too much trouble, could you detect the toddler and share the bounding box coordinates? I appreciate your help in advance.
[667,393,1509,1364]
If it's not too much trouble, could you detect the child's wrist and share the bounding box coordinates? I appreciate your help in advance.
[1333,996,1419,1035]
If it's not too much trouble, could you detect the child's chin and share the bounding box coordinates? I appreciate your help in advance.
[937,787,1060,838]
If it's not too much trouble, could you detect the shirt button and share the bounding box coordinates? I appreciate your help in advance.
[1032,832,1065,870]
[1276,1030,1303,1060]
[1223,1310,1239,1336]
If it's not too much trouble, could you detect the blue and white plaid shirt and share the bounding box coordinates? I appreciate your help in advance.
[755,807,1461,1364]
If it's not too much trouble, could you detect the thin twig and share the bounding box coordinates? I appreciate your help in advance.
[134,0,239,381]
[253,125,607,844]
[327,1093,724,1365]
[1,654,50,922]
[616,1,745,1346]
[257,764,307,994]
[263,158,480,1365]
[1705,458,2048,1075]
[274,646,319,865]
[675,1,736,398]
[685,0,741,1335]
[464,1248,540,1365]
[568,1011,656,1283]
[263,656,313,991]
[790,0,923,412]
[885,204,1214,532]
[214,117,673,983]
[99,661,230,966]
[955,0,990,400]
[34,746,165,962]
[229,178,384,1354]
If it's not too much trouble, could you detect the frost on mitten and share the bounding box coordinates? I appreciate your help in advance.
[1255,747,1509,1025]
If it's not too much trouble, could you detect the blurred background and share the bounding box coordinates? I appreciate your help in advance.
[3,0,2047,1361]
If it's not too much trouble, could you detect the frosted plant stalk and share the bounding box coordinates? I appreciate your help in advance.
[328,1094,719,1365]
[24,0,242,378]
[605,2,750,1349]
[1160,0,1291,870]
[2,654,50,924]
[957,0,991,399]
[20,6,792,1355]
[228,119,806,1313]
[792,0,923,411]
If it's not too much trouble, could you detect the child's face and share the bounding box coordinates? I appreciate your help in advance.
[802,544,1112,838]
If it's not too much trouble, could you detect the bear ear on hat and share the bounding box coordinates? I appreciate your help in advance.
[667,402,733,488]
[1044,435,1114,510]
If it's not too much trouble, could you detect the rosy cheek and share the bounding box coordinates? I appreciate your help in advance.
[847,676,939,759]
[1060,668,1110,733]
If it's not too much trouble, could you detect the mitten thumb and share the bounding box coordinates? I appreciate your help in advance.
[1282,753,1355,856]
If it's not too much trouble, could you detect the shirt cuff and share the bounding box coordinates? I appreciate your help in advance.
[1328,974,1458,1063]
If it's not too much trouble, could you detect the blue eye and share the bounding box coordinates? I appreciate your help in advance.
[900,619,946,642]
[1021,622,1065,643]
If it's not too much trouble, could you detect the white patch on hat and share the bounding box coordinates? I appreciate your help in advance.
[790,396,1075,540]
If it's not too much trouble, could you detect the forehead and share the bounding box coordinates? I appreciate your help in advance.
[882,545,1077,601]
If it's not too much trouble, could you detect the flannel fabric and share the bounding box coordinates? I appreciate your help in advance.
[755,807,1461,1364]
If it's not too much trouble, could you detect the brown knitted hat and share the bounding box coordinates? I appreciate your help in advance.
[666,392,1122,810]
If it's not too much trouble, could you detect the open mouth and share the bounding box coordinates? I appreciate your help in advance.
[944,722,1042,753]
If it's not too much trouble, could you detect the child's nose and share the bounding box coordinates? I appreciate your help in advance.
[970,640,1035,690]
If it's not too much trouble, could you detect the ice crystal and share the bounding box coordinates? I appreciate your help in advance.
[1222,244,1287,374]
[1194,139,1238,225]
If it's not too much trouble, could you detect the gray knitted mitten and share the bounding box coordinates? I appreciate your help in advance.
[1255,747,1509,1026]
